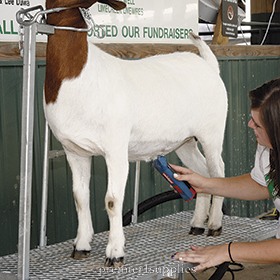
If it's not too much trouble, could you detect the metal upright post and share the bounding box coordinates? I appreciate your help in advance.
[131,161,140,224]
[39,121,50,248]
[17,22,37,280]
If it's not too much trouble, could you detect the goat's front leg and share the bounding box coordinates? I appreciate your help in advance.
[65,151,93,259]
[104,155,129,268]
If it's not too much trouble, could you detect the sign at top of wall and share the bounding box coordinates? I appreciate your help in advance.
[222,0,238,38]
[0,0,198,43]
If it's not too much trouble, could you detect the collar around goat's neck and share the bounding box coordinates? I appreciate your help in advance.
[45,6,105,37]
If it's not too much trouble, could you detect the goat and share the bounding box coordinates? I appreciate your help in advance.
[44,0,228,268]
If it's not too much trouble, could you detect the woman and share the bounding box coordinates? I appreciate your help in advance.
[171,77,280,271]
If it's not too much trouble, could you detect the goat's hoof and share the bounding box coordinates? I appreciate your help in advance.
[71,246,91,259]
[207,227,222,237]
[189,227,205,235]
[105,257,124,268]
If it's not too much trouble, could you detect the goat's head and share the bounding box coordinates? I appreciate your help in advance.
[46,0,126,29]
[46,0,126,10]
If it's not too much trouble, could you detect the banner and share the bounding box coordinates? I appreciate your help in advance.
[0,0,198,43]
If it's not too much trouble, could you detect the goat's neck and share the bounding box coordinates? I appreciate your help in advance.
[45,9,88,104]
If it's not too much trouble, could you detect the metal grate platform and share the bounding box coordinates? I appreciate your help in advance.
[0,211,278,280]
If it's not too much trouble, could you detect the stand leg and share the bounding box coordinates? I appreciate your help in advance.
[39,121,50,248]
[17,23,37,280]
[131,161,140,224]
[178,273,187,280]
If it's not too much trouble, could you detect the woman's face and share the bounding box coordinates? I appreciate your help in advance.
[248,109,273,149]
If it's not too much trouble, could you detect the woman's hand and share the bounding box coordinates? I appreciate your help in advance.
[169,164,208,193]
[172,244,229,271]
[170,165,271,201]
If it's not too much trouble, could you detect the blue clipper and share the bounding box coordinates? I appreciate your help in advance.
[152,156,196,202]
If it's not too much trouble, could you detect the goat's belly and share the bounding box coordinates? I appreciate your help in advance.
[127,140,182,162]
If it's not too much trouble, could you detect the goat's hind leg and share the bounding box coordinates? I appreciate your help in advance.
[65,151,94,259]
[175,138,211,235]
[176,137,224,237]
[200,137,225,237]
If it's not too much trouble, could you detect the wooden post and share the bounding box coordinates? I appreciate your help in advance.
[212,2,229,45]
[251,0,280,14]
[251,0,280,44]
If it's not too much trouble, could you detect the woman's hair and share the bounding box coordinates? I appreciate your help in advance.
[249,77,280,197]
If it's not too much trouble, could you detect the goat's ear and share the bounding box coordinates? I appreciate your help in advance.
[98,0,126,10]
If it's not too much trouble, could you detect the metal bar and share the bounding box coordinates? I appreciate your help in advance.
[199,27,280,36]
[178,272,187,280]
[241,21,280,27]
[131,161,140,224]
[48,150,65,159]
[17,22,37,280]
[39,121,50,248]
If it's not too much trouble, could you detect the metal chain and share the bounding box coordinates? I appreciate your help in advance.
[79,7,105,39]
[18,8,35,58]
[18,24,24,58]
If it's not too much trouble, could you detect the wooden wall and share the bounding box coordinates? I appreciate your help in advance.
[251,0,280,45]
[251,0,280,14]
[1,42,280,62]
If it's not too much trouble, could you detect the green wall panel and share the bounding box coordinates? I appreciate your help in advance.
[219,56,280,218]
[0,55,280,257]
[0,61,23,257]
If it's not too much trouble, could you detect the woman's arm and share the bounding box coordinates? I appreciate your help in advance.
[172,239,280,271]
[169,165,270,201]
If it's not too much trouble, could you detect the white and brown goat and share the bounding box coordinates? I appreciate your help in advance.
[44,0,228,268]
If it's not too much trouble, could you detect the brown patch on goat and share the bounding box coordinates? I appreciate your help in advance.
[44,0,126,104]
[108,201,114,210]
[44,8,88,104]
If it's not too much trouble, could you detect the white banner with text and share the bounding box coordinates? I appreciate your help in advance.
[0,0,198,43]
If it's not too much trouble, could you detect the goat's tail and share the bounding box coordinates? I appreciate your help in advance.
[189,32,220,74]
